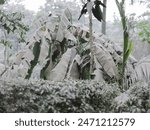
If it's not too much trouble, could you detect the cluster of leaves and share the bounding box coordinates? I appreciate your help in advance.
[3,7,149,89]
[0,79,120,113]
[138,21,150,44]
[0,0,5,5]
[2,8,119,84]
[111,82,150,113]
[0,11,29,42]
[0,9,29,73]
[78,0,106,22]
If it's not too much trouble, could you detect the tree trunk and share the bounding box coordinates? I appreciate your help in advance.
[102,0,107,35]
[87,1,94,78]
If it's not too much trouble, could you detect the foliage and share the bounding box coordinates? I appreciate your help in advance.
[0,11,29,40]
[0,9,29,74]
[0,79,120,113]
[78,0,106,22]
[0,78,149,113]
[78,0,106,78]
[1,0,150,90]
[0,0,150,113]
[127,55,150,85]
[0,0,5,5]
[111,82,150,113]
[1,8,119,83]
[138,21,150,43]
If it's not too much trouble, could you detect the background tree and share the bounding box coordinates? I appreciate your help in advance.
[0,0,29,75]
[102,0,107,34]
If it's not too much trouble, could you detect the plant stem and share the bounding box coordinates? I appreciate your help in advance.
[116,0,128,89]
[3,30,8,70]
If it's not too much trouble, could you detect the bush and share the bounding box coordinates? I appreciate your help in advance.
[0,78,120,113]
[111,82,150,113]
[0,79,150,113]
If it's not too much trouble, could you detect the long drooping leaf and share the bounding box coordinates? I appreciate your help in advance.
[93,56,104,81]
[31,37,50,79]
[78,3,87,20]
[25,41,41,79]
[40,39,52,79]
[47,48,76,81]
[92,44,119,79]
[56,8,73,42]
[92,0,106,22]
[130,55,150,83]
[92,4,103,22]
[67,54,81,79]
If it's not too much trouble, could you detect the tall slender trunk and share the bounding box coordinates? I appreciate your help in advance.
[102,0,107,34]
[89,8,93,77]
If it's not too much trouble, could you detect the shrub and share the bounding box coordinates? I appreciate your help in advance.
[0,79,149,113]
[111,82,150,113]
[0,78,120,113]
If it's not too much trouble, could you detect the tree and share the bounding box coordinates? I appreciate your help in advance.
[0,2,29,75]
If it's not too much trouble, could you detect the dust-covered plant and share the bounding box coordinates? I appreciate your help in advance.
[0,9,28,76]
[115,0,133,90]
[78,0,106,78]
[1,7,120,83]
[111,81,150,113]
[0,9,29,75]
[0,78,120,113]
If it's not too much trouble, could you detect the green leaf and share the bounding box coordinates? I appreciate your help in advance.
[124,41,133,63]
[25,41,41,79]
[0,0,5,5]
[124,30,129,53]
[138,32,143,37]
[92,4,103,22]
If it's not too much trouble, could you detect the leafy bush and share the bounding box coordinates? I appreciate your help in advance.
[111,82,150,113]
[0,79,150,113]
[0,79,120,113]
